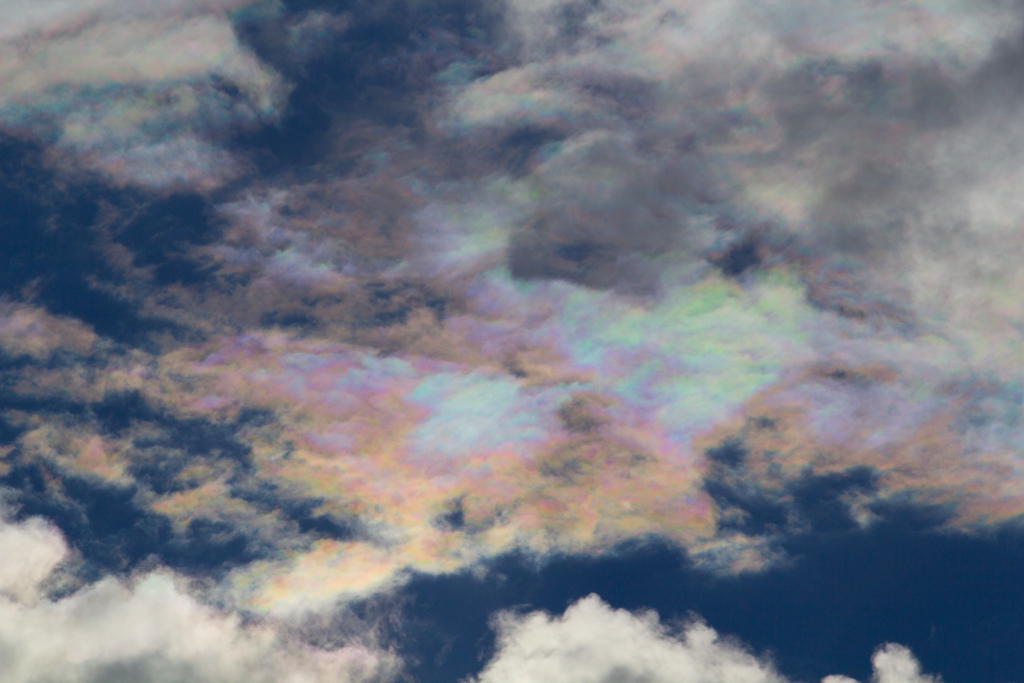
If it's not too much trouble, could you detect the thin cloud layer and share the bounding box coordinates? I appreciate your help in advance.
[0,0,291,189]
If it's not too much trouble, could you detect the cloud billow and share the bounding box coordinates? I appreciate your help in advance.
[476,595,939,683]
[0,513,399,683]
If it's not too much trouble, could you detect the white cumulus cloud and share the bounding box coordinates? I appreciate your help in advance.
[475,595,941,683]
[0,515,66,603]
[474,594,786,683]
[0,515,400,683]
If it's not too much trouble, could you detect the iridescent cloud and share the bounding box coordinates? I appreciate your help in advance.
[4,0,1024,626]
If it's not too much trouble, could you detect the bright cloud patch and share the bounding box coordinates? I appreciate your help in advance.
[0,515,399,683]
[477,595,940,683]
[476,595,786,683]
[0,515,66,603]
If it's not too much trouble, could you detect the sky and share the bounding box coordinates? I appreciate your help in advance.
[1,0,1024,681]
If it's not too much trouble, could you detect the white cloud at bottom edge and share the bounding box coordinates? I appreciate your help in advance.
[0,515,400,683]
[0,514,944,683]
[475,595,941,683]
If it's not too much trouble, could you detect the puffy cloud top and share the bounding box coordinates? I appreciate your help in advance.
[477,595,941,683]
[0,515,399,683]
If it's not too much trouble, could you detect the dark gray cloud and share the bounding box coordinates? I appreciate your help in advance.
[506,130,724,291]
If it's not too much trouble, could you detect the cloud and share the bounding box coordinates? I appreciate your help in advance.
[0,302,97,361]
[475,594,786,683]
[443,0,1024,324]
[504,129,721,291]
[0,514,400,683]
[476,595,940,683]
[869,644,941,683]
[0,0,288,189]
[0,514,66,603]
[822,645,940,683]
[5,0,1024,629]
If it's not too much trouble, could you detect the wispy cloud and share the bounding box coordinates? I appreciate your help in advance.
[0,0,291,189]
